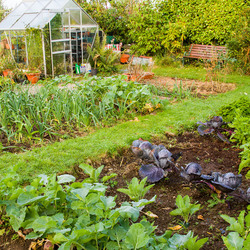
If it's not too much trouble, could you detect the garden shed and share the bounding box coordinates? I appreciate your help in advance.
[0,0,99,77]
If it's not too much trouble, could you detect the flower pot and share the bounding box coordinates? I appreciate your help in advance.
[91,68,98,76]
[25,72,41,84]
[3,69,12,77]
[120,54,130,64]
[5,43,14,50]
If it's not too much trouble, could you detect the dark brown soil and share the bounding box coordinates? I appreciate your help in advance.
[87,131,249,249]
[1,133,249,249]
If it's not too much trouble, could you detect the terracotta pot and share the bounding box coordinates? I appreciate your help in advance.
[120,54,130,64]
[25,72,41,84]
[3,69,12,77]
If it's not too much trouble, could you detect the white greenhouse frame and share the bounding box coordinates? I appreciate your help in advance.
[0,0,99,77]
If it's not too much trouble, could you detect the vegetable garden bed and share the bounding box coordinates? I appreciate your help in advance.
[1,131,249,249]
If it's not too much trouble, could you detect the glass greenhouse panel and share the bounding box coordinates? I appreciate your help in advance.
[50,13,63,40]
[82,13,96,26]
[0,15,18,30]
[70,10,80,26]
[62,12,70,27]
[29,12,55,29]
[25,1,48,14]
[11,14,38,30]
[46,0,69,10]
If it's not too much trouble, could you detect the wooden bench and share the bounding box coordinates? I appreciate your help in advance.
[183,44,228,65]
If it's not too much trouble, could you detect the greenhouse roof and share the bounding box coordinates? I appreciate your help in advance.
[0,0,98,31]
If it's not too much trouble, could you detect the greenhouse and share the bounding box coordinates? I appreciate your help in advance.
[0,0,99,77]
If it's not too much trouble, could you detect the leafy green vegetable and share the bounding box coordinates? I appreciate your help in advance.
[118,177,154,202]
[170,195,201,223]
[0,166,207,249]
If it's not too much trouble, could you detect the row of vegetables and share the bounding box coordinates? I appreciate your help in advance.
[0,75,161,145]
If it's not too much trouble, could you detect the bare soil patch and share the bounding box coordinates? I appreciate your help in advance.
[143,76,236,96]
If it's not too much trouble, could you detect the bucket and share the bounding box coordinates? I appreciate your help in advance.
[75,64,80,74]
[85,63,91,74]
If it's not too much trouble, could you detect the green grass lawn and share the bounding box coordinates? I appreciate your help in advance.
[0,68,249,182]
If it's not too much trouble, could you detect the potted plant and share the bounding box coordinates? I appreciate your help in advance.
[25,68,41,84]
[0,52,16,77]
[87,34,119,75]
[91,54,100,76]
[25,28,43,83]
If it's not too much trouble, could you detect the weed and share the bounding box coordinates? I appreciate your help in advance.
[204,158,211,163]
[11,234,19,241]
[207,193,231,208]
[217,158,224,164]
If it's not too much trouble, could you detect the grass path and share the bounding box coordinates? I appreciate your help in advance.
[0,80,249,182]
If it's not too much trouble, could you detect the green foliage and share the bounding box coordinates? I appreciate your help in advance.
[0,75,161,143]
[0,76,14,92]
[0,166,207,249]
[118,177,154,202]
[87,34,119,73]
[239,143,250,179]
[221,208,250,249]
[0,0,7,22]
[26,28,43,71]
[168,231,208,250]
[230,112,250,145]
[218,97,250,123]
[207,193,231,208]
[80,1,131,44]
[82,0,248,57]
[227,7,250,74]
[218,97,250,178]
[0,50,16,71]
[170,195,201,223]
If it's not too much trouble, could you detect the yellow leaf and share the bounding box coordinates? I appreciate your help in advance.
[144,211,158,218]
[167,225,182,231]
[29,242,37,250]
[18,230,26,240]
[0,229,5,236]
